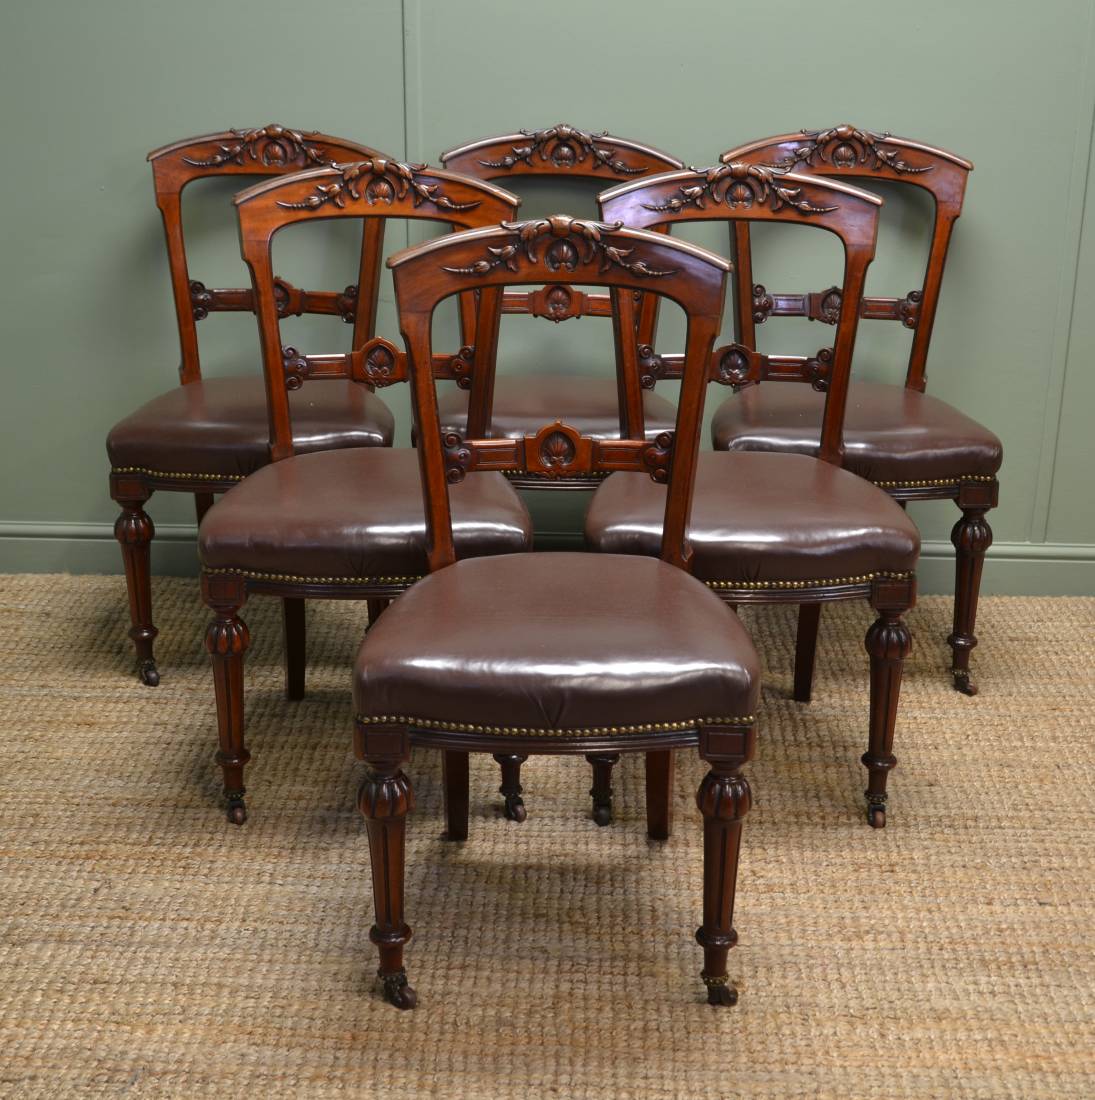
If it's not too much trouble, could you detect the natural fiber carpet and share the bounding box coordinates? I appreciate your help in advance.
[1,575,1093,1098]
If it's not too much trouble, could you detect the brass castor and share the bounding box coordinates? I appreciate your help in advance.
[952,669,978,696]
[704,978,739,1007]
[503,794,527,823]
[867,803,886,829]
[592,803,612,827]
[226,796,247,826]
[381,970,417,1010]
[138,659,160,687]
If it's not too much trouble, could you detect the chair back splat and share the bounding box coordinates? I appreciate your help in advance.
[599,166,882,465]
[387,217,730,574]
[718,126,973,392]
[232,161,521,463]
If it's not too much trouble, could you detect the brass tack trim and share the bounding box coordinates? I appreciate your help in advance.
[705,570,911,591]
[872,474,995,489]
[112,465,246,483]
[203,567,420,586]
[355,713,755,738]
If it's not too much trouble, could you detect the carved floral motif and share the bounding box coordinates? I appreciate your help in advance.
[183,124,329,169]
[278,159,481,214]
[767,125,934,175]
[642,163,837,216]
[442,216,677,278]
[480,124,646,175]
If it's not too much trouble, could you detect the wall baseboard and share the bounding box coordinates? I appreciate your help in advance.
[0,521,1092,595]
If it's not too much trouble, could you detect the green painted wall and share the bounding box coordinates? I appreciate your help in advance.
[2,0,1094,593]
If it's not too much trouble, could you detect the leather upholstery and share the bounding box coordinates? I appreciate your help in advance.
[199,449,531,579]
[107,375,395,479]
[353,553,759,732]
[585,452,920,585]
[437,376,676,441]
[710,380,1003,485]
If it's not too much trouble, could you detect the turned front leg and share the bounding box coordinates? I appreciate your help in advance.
[863,608,913,828]
[359,761,416,1010]
[114,491,159,686]
[586,753,619,826]
[493,753,528,822]
[948,503,993,696]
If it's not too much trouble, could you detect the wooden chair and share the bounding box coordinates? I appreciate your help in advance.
[355,215,758,1009]
[586,165,919,829]
[199,160,532,825]
[437,124,684,488]
[712,127,999,696]
[108,125,397,687]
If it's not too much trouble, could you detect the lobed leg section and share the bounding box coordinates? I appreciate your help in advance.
[863,578,915,828]
[493,753,528,823]
[948,497,994,696]
[793,603,822,703]
[586,753,619,827]
[282,598,306,701]
[644,750,674,840]
[202,573,251,825]
[113,489,159,687]
[359,749,416,1010]
[441,750,469,841]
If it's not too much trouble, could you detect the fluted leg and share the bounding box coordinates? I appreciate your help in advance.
[948,505,993,696]
[696,762,751,1006]
[863,607,913,828]
[282,598,306,701]
[359,760,416,1009]
[203,574,251,825]
[793,603,822,703]
[114,493,159,686]
[442,750,469,841]
[493,753,528,822]
[645,750,674,840]
[586,753,619,826]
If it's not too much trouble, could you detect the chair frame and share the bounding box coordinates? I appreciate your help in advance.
[355,217,753,1009]
[598,164,915,828]
[202,160,520,824]
[720,126,991,696]
[111,125,393,687]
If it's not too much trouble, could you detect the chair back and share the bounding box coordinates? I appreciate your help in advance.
[149,125,393,382]
[720,126,973,391]
[600,166,881,465]
[234,160,520,461]
[388,217,729,573]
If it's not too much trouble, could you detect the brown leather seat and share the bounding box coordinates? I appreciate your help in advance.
[585,451,919,586]
[199,449,531,580]
[710,380,1003,485]
[107,375,395,479]
[353,553,758,733]
[437,375,676,441]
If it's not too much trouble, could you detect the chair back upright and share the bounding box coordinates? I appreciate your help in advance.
[720,126,973,392]
[599,166,882,466]
[149,125,395,383]
[233,160,520,463]
[388,217,730,573]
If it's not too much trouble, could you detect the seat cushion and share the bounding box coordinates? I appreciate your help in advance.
[199,449,531,581]
[107,375,395,479]
[585,452,920,586]
[710,380,1002,485]
[437,375,676,441]
[353,554,759,734]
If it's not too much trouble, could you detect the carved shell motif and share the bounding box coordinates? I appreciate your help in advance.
[480,124,646,175]
[643,163,837,216]
[278,158,481,214]
[443,216,678,278]
[539,430,577,469]
[770,125,934,175]
[183,124,329,169]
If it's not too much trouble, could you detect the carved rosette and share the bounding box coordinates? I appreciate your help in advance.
[279,158,481,214]
[337,285,359,323]
[281,346,309,390]
[807,347,834,392]
[183,124,329,169]
[358,769,415,819]
[443,216,677,278]
[768,125,934,175]
[641,432,674,483]
[643,162,837,217]
[446,346,475,390]
[480,124,646,175]
[189,280,213,321]
[443,432,473,483]
[752,284,774,324]
[637,343,665,389]
[898,290,922,329]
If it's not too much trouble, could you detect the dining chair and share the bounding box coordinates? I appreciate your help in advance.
[199,160,531,825]
[108,125,397,687]
[355,215,759,1009]
[712,126,999,696]
[436,124,685,489]
[585,164,919,829]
